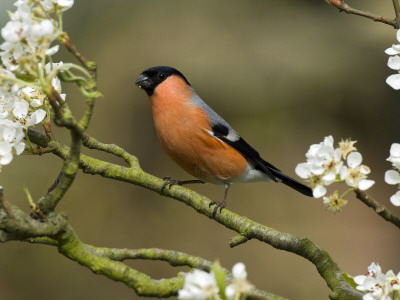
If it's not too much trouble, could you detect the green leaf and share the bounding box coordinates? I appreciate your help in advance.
[342,272,357,289]
[212,260,227,300]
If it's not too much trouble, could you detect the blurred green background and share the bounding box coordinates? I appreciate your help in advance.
[1,1,400,299]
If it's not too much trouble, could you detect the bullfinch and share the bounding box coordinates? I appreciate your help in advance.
[135,66,313,214]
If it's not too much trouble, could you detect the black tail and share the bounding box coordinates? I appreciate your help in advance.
[269,168,313,197]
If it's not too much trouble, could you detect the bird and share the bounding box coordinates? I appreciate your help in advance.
[135,66,313,215]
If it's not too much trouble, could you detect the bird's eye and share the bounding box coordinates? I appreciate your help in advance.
[158,73,166,80]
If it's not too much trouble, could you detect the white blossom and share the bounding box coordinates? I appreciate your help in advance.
[0,119,25,169]
[385,143,400,206]
[340,152,375,190]
[42,0,74,12]
[296,137,374,211]
[385,30,400,89]
[0,0,73,172]
[354,262,400,300]
[387,143,400,170]
[295,135,344,198]
[385,170,400,185]
[390,191,400,206]
[225,263,253,300]
[178,270,219,300]
[0,0,73,71]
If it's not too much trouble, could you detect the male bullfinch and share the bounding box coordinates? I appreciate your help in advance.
[135,66,313,214]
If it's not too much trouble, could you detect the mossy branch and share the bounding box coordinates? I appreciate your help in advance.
[36,39,100,214]
[0,200,282,299]
[27,128,362,300]
[82,133,138,167]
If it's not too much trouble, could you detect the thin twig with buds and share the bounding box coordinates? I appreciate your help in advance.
[325,0,399,28]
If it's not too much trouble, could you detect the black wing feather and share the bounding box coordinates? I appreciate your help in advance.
[211,123,313,196]
[211,123,279,182]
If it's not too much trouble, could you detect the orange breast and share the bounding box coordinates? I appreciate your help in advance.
[149,76,247,183]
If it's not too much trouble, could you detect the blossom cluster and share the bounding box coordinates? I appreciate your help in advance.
[295,136,374,212]
[178,262,253,300]
[354,262,400,300]
[385,30,400,90]
[384,143,400,206]
[0,0,73,171]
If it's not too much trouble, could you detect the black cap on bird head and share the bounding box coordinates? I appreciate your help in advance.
[135,66,191,96]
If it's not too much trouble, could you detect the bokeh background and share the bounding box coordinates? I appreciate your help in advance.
[1,1,400,299]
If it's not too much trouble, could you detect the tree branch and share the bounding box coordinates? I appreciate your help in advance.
[27,129,362,300]
[37,65,99,214]
[82,133,138,167]
[393,0,400,27]
[0,197,282,299]
[325,0,399,28]
[0,186,13,218]
[355,189,400,229]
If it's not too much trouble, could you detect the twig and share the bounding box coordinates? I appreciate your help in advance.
[82,133,138,167]
[325,0,399,29]
[24,187,47,220]
[393,0,400,27]
[93,247,220,271]
[229,235,249,248]
[60,33,87,68]
[38,72,99,214]
[43,119,54,140]
[36,88,82,214]
[0,186,13,218]
[355,189,400,229]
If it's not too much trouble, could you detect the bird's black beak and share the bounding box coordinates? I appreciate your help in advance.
[135,74,153,89]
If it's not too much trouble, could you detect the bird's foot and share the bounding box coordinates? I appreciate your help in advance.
[209,200,226,217]
[161,176,181,192]
[161,177,205,192]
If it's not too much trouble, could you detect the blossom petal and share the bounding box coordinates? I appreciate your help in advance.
[358,179,375,191]
[295,163,311,179]
[232,262,247,280]
[322,172,335,185]
[58,0,74,9]
[388,55,400,70]
[359,165,371,175]
[14,141,25,155]
[313,185,326,198]
[12,100,29,118]
[323,135,334,148]
[340,166,348,181]
[390,143,400,157]
[345,178,355,188]
[347,151,362,168]
[384,170,400,185]
[385,47,400,55]
[45,45,59,56]
[0,141,13,165]
[354,275,366,286]
[0,152,13,165]
[225,285,236,300]
[27,109,46,126]
[390,191,400,206]
[386,74,400,90]
[30,99,42,107]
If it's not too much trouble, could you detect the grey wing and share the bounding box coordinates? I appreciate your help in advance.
[190,89,280,181]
